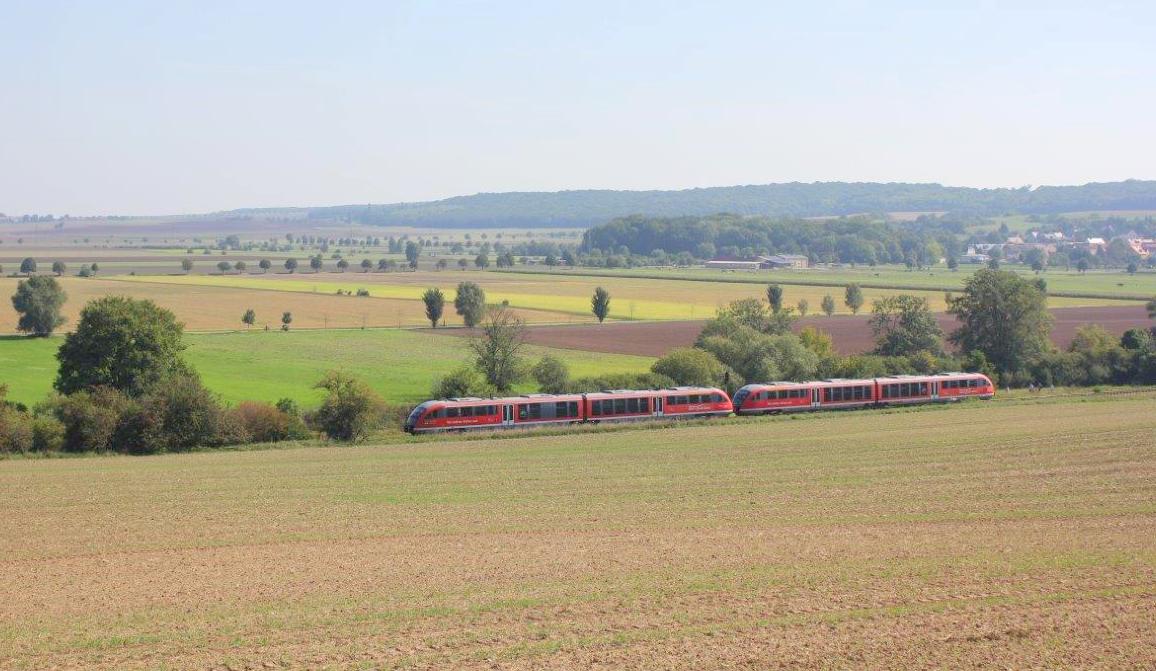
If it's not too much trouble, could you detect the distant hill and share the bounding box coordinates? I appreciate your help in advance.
[240,180,1156,229]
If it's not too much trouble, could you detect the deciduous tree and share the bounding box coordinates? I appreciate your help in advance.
[422,288,445,328]
[11,275,67,336]
[454,281,486,328]
[591,286,611,323]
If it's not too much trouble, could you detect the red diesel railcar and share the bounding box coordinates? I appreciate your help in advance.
[732,373,994,415]
[404,387,732,434]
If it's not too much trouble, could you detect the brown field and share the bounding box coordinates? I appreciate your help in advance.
[1,395,1154,669]
[454,304,1156,357]
[0,277,577,332]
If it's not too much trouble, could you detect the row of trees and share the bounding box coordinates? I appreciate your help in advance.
[419,283,614,328]
[3,259,99,277]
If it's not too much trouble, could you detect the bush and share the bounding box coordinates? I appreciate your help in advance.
[30,415,65,452]
[431,366,493,399]
[49,387,136,453]
[651,348,735,388]
[564,372,674,393]
[0,407,34,453]
[231,401,309,443]
[310,372,386,442]
[141,376,230,452]
[531,356,571,393]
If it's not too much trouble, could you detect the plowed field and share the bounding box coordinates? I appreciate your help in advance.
[2,394,1154,669]
[456,304,1155,357]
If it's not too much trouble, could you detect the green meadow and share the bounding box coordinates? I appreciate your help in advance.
[0,329,653,408]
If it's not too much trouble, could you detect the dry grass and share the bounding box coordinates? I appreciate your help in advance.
[0,277,583,332]
[1,395,1154,669]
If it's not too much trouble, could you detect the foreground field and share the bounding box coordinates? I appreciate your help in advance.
[0,330,654,407]
[1,394,1153,669]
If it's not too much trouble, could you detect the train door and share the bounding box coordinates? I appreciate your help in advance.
[654,395,664,416]
[931,381,939,400]
[811,387,821,409]
[502,404,514,427]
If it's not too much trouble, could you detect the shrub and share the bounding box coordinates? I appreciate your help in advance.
[141,376,230,452]
[651,348,735,388]
[310,372,385,441]
[30,415,64,452]
[0,407,34,454]
[531,356,571,393]
[49,387,135,453]
[431,366,493,399]
[231,401,308,443]
[564,372,674,393]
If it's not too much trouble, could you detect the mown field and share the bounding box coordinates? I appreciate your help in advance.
[0,277,582,333]
[0,329,654,407]
[1,394,1153,669]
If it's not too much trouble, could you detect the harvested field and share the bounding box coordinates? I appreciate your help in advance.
[1,395,1154,669]
[454,305,1156,357]
[0,277,577,332]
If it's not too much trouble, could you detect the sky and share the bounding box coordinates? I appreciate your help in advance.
[1,0,1154,216]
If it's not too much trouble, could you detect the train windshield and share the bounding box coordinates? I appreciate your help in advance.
[405,402,434,428]
[732,387,752,407]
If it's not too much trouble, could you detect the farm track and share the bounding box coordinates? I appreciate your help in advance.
[425,304,1154,357]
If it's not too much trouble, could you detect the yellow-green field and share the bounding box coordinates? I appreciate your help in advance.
[1,393,1153,669]
[106,270,1111,322]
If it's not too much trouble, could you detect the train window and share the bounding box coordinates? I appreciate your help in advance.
[591,401,602,416]
[823,388,832,402]
[626,398,639,413]
[446,407,460,418]
[639,398,649,413]
[487,405,496,415]
[461,407,474,417]
[920,383,928,395]
[612,399,625,414]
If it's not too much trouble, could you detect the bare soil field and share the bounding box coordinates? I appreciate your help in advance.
[1,395,1154,669]
[452,305,1155,357]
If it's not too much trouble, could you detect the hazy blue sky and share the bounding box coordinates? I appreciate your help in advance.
[2,1,1154,215]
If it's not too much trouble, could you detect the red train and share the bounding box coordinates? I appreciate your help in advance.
[403,373,994,434]
[404,386,731,434]
[731,373,994,415]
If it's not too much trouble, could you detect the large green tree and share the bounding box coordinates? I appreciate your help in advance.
[869,294,942,356]
[55,297,190,396]
[948,269,1053,375]
[766,284,784,313]
[454,282,486,328]
[11,275,67,336]
[468,306,527,393]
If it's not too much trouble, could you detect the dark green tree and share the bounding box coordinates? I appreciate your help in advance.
[20,258,37,275]
[454,281,486,328]
[11,275,67,336]
[55,297,189,396]
[766,284,784,313]
[868,295,943,356]
[258,258,272,273]
[948,269,1053,375]
[181,258,194,273]
[281,311,292,331]
[284,258,298,273]
[242,309,256,329]
[591,286,611,323]
[422,287,445,328]
[51,261,66,276]
[796,298,809,317]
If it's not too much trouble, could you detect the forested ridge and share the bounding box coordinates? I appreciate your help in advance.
[280,180,1156,229]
